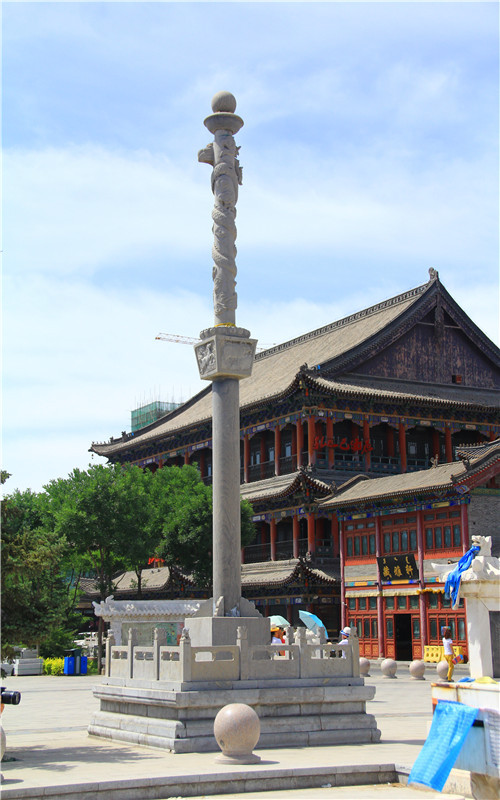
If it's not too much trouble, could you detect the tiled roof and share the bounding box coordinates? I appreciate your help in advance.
[241,558,338,587]
[240,469,333,503]
[92,283,428,456]
[301,373,498,411]
[320,441,500,508]
[80,566,193,598]
[91,277,500,458]
[455,438,500,459]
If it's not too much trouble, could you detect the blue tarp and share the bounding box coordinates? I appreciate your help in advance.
[408,701,478,792]
[444,545,480,606]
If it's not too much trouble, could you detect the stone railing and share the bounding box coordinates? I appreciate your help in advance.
[105,625,360,684]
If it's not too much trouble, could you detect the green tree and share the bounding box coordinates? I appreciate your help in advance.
[45,463,158,667]
[1,489,73,653]
[151,465,255,587]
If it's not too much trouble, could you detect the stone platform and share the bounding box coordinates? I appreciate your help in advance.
[88,624,380,752]
[89,676,379,752]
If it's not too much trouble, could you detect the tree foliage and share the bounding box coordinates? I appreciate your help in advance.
[45,463,155,601]
[1,462,257,657]
[1,489,73,650]
[147,465,255,587]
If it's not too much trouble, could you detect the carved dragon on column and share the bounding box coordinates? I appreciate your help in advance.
[198,91,243,327]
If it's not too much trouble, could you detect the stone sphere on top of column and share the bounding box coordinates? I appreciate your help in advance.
[211,91,237,114]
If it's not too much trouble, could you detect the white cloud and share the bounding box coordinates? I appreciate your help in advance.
[5,140,497,286]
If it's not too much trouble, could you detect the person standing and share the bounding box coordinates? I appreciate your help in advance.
[442,626,455,681]
[338,626,351,659]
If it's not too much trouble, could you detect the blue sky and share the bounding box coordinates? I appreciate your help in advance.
[3,1,499,493]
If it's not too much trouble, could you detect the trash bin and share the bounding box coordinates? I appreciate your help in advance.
[64,648,84,675]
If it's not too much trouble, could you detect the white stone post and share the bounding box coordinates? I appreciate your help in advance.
[153,627,168,681]
[105,632,115,678]
[237,625,249,680]
[180,628,192,683]
[127,628,137,680]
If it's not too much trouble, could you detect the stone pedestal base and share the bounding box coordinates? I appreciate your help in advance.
[88,678,380,753]
[187,616,270,648]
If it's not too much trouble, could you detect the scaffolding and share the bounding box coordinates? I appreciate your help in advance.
[131,401,179,433]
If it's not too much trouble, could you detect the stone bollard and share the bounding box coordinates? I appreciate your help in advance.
[436,659,449,681]
[153,627,168,681]
[105,632,115,678]
[359,657,371,676]
[214,703,261,764]
[381,658,397,678]
[236,626,249,680]
[409,659,426,680]
[179,628,192,683]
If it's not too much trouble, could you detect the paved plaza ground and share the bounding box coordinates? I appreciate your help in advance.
[1,662,471,799]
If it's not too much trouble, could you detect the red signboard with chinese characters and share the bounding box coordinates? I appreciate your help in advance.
[313,435,373,454]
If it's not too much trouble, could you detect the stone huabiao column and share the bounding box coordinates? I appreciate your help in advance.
[194,92,257,618]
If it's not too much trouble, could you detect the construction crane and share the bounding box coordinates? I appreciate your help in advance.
[155,333,276,352]
[155,333,200,345]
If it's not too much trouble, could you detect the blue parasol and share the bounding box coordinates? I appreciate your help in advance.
[298,610,327,635]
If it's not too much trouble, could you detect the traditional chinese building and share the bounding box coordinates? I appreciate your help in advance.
[91,272,500,638]
[319,439,500,659]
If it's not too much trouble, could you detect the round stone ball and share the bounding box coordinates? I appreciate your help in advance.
[409,659,426,680]
[211,91,237,114]
[381,658,398,678]
[359,657,371,676]
[214,703,260,758]
[436,659,449,680]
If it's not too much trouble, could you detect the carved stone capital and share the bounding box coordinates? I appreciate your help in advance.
[195,328,256,381]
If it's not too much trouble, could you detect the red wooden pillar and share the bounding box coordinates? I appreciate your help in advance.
[296,420,304,468]
[490,428,496,441]
[375,516,384,658]
[445,426,453,463]
[461,502,469,554]
[270,519,277,561]
[243,434,250,483]
[326,417,334,468]
[399,422,407,473]
[199,451,205,478]
[307,513,316,554]
[260,436,266,479]
[417,509,427,652]
[293,515,300,558]
[363,419,371,470]
[387,427,395,458]
[184,451,189,466]
[339,519,346,630]
[274,426,281,476]
[308,416,316,466]
[419,593,427,653]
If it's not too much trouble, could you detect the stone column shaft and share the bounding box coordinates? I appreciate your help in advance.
[212,378,242,612]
